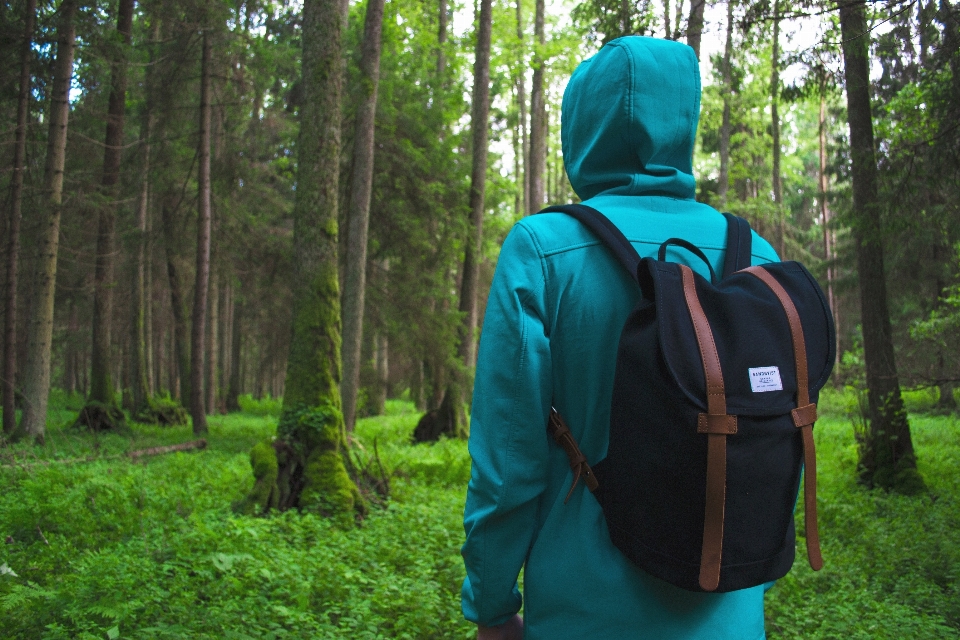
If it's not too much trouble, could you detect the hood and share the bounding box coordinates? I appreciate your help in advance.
[561,36,701,201]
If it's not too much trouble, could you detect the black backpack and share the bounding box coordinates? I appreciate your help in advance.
[540,203,836,593]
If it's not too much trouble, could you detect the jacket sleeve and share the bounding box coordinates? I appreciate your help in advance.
[461,222,553,626]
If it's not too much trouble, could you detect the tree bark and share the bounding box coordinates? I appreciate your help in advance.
[3,0,36,436]
[527,0,546,213]
[686,0,706,59]
[437,0,448,77]
[717,0,734,206]
[839,0,922,492]
[459,0,493,372]
[239,0,362,519]
[131,111,152,414]
[341,0,386,433]
[818,79,839,369]
[516,0,529,216]
[432,0,494,440]
[17,0,77,443]
[226,293,243,411]
[206,272,219,414]
[191,29,213,435]
[663,0,672,39]
[770,0,784,255]
[89,0,135,409]
[161,200,189,404]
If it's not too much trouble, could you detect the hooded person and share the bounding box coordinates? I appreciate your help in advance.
[460,36,781,639]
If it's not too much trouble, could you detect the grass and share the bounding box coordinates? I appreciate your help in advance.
[0,391,957,638]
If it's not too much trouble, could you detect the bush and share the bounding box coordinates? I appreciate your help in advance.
[237,394,283,417]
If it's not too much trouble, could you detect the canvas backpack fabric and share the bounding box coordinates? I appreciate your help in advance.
[540,203,836,593]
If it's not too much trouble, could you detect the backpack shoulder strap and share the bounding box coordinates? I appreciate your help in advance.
[539,204,641,284]
[721,213,753,277]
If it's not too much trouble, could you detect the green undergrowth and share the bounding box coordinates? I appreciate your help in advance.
[0,392,957,638]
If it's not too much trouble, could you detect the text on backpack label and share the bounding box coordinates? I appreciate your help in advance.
[748,366,783,392]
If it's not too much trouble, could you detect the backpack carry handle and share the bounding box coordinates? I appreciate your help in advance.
[658,239,718,284]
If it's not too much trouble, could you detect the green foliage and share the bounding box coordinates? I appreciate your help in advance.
[133,395,188,427]
[2,390,958,638]
[237,394,284,417]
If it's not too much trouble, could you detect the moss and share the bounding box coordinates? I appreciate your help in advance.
[133,395,188,426]
[234,440,279,515]
[298,448,360,525]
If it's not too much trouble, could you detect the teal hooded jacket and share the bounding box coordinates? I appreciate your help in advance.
[461,37,779,639]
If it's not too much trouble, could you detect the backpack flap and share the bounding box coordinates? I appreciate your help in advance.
[641,259,836,416]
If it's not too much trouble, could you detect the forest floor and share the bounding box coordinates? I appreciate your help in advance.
[0,389,957,639]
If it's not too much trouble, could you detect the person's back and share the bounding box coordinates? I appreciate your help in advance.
[461,36,780,639]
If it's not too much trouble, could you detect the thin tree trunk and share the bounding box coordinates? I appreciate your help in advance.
[161,200,189,404]
[674,0,684,40]
[17,0,77,443]
[226,293,243,411]
[818,80,839,368]
[527,0,546,213]
[89,0,135,409]
[686,0,706,59]
[839,0,921,492]
[341,0,386,433]
[131,112,152,414]
[3,0,36,435]
[770,0,784,255]
[717,0,734,205]
[516,0,529,216]
[663,0,672,38]
[459,0,493,371]
[437,0,448,77]
[145,197,154,395]
[206,272,218,414]
[434,0,494,439]
[191,29,213,435]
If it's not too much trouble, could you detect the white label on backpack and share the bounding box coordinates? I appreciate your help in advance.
[749,366,783,392]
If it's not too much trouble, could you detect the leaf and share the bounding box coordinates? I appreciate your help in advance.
[0,563,17,578]
[107,626,120,639]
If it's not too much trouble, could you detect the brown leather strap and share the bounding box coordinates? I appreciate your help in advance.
[547,408,599,503]
[679,265,735,592]
[743,266,823,571]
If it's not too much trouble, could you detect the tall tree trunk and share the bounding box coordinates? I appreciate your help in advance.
[206,272,219,414]
[516,0,529,215]
[686,0,706,59]
[89,0,135,411]
[17,0,77,443]
[674,0,684,41]
[161,200,189,404]
[145,199,154,395]
[459,0,493,371]
[770,0,784,255]
[431,0,493,440]
[341,0,386,433]
[437,0,448,76]
[191,29,213,435]
[717,0,734,205]
[239,0,362,520]
[131,112,152,414]
[663,0,672,38]
[226,293,243,411]
[839,0,922,492]
[3,0,36,435]
[818,78,839,370]
[527,0,546,213]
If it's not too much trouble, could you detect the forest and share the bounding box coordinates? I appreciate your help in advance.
[0,0,959,636]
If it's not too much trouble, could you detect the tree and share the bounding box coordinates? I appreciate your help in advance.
[2,0,36,436]
[16,0,78,443]
[716,0,735,205]
[686,0,706,59]
[190,27,213,435]
[342,0,387,433]
[84,0,136,429]
[238,0,362,519]
[838,0,923,492]
[528,0,546,212]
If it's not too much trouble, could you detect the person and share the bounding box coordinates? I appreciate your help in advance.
[461,35,781,640]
